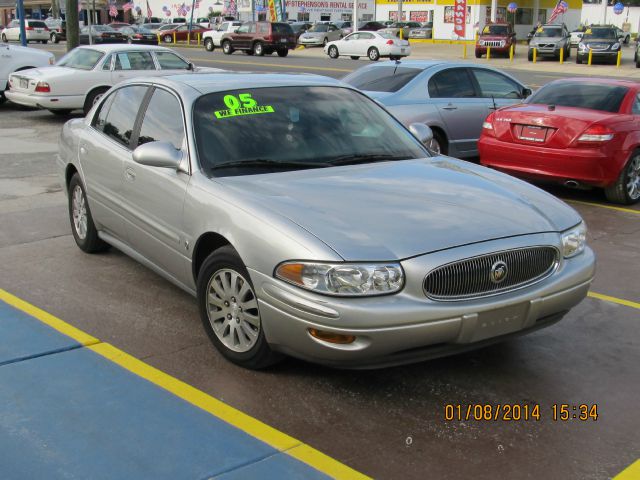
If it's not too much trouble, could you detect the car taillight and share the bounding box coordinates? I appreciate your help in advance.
[578,125,614,143]
[35,82,50,93]
[25,26,33,31]
[134,33,143,38]
[386,39,394,45]
[482,112,495,136]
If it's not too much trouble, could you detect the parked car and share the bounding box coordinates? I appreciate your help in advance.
[357,21,386,32]
[479,78,640,204]
[108,22,131,30]
[139,22,163,34]
[1,19,50,43]
[325,31,410,61]
[528,23,571,61]
[220,21,296,57]
[576,26,621,64]
[165,17,187,24]
[298,23,343,47]
[409,22,433,39]
[196,17,211,28]
[613,25,630,44]
[0,42,54,104]
[79,25,127,44]
[343,60,531,158]
[5,44,218,115]
[202,21,242,51]
[159,24,210,43]
[634,41,640,67]
[379,21,421,38]
[475,23,516,58]
[119,25,159,45]
[290,21,312,42]
[144,17,162,24]
[45,18,66,43]
[57,72,594,369]
[570,28,585,47]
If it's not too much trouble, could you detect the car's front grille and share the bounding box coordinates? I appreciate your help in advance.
[538,43,556,48]
[423,246,559,301]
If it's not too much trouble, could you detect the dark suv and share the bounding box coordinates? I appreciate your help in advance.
[576,25,621,64]
[221,22,296,57]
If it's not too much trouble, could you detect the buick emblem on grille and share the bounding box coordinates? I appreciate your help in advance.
[490,261,508,284]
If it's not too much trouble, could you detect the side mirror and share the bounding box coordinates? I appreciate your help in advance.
[409,123,434,147]
[187,62,194,71]
[132,141,182,169]
[522,87,533,99]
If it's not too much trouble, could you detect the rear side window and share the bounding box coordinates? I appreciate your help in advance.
[257,23,269,34]
[114,52,156,71]
[428,68,476,98]
[359,32,374,40]
[272,23,293,34]
[137,89,185,150]
[154,51,189,70]
[527,82,628,113]
[101,86,148,148]
[344,67,422,93]
[28,21,46,28]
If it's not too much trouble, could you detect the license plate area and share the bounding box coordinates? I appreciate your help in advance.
[470,303,528,342]
[20,78,28,89]
[513,124,553,143]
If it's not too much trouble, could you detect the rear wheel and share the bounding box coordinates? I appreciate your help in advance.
[253,41,264,56]
[222,40,233,55]
[1,33,6,42]
[367,47,380,61]
[277,48,288,57]
[83,87,108,115]
[323,37,328,46]
[328,45,339,58]
[204,38,214,51]
[68,174,109,253]
[51,33,59,43]
[475,50,482,58]
[163,34,173,43]
[604,152,640,204]
[197,246,283,369]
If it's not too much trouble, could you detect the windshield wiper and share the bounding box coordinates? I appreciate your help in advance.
[327,154,412,166]
[210,158,332,170]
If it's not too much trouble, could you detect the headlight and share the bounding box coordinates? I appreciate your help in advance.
[275,261,404,296]
[578,42,587,50]
[612,42,620,50]
[561,222,587,258]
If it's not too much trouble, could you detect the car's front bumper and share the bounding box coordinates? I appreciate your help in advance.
[250,232,595,368]
[5,90,85,110]
[299,37,324,46]
[577,49,618,60]
[530,45,562,56]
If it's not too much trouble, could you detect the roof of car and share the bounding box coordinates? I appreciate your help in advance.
[76,44,174,53]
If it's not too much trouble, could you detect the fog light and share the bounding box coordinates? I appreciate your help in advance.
[308,328,356,344]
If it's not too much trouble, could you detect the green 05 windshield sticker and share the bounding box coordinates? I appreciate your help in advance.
[214,93,275,119]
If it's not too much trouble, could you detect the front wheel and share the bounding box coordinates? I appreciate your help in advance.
[68,174,109,253]
[276,48,288,57]
[328,45,339,59]
[604,152,640,204]
[576,55,582,64]
[368,47,380,61]
[204,38,214,51]
[222,40,233,55]
[1,33,7,42]
[197,246,283,369]
[475,50,482,58]
[163,34,173,43]
[253,41,264,56]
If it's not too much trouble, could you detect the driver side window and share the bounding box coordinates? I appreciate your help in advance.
[471,68,522,99]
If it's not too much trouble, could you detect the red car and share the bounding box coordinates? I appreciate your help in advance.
[160,24,209,43]
[478,78,640,204]
[475,23,516,58]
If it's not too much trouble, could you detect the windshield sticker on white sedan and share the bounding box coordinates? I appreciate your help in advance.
[214,93,275,119]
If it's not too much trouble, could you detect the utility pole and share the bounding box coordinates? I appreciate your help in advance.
[352,0,357,31]
[52,0,60,19]
[397,0,402,23]
[66,0,79,50]
[17,0,27,46]
[87,0,92,44]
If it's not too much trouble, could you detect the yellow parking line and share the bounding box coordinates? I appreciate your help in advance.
[194,57,353,73]
[563,199,640,215]
[614,459,640,479]
[588,291,640,310]
[0,289,370,480]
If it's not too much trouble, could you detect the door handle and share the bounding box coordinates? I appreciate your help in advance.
[442,105,457,111]
[125,167,136,181]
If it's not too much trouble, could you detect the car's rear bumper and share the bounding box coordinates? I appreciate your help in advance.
[26,32,50,40]
[478,135,624,187]
[250,233,595,369]
[5,90,85,110]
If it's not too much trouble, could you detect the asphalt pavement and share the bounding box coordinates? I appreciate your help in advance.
[1,44,639,480]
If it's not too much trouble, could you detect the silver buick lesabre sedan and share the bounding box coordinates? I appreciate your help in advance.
[57,73,595,369]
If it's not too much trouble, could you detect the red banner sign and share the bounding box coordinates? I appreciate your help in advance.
[453,0,467,38]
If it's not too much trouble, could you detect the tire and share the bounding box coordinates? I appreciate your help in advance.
[604,151,640,204]
[624,35,630,45]
[328,45,339,59]
[430,130,448,156]
[41,40,48,44]
[1,33,6,42]
[528,50,533,61]
[350,55,359,60]
[576,55,582,64]
[52,33,59,43]
[475,50,482,58]
[565,46,570,59]
[163,34,173,43]
[68,173,109,253]
[323,37,328,46]
[222,40,233,55]
[83,87,108,115]
[49,109,72,115]
[0,92,6,105]
[197,246,283,369]
[204,38,214,51]
[276,48,288,57]
[253,41,264,56]
[367,47,380,61]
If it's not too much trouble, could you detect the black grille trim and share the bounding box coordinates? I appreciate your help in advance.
[423,246,559,301]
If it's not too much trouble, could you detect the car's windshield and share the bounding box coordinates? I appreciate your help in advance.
[535,27,562,37]
[193,86,428,176]
[307,24,329,32]
[527,82,628,113]
[56,48,104,70]
[344,67,422,93]
[482,25,508,35]
[583,27,616,39]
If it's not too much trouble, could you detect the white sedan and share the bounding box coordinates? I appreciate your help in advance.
[324,31,410,61]
[1,43,54,104]
[5,44,220,115]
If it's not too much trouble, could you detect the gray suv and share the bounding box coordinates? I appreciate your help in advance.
[528,24,571,61]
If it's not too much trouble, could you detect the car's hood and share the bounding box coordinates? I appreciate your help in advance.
[582,37,617,44]
[219,158,581,261]
[532,36,562,43]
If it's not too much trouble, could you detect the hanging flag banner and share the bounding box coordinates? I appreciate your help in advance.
[453,0,467,38]
[274,0,283,21]
[268,0,277,21]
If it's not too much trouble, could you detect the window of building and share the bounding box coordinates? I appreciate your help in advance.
[297,12,310,21]
[515,8,532,25]
[320,14,331,21]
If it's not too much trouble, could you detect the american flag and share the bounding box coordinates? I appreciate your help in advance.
[177,3,188,16]
[146,0,152,18]
[123,1,134,11]
[109,4,118,16]
[547,0,568,23]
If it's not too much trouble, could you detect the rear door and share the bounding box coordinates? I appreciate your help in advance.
[427,67,488,156]
[111,50,158,83]
[121,86,191,283]
[355,32,375,56]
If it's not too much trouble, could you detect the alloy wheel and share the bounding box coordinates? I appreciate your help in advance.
[71,185,88,240]
[627,154,640,200]
[206,268,261,353]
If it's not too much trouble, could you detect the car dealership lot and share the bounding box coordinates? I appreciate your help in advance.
[1,50,639,479]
